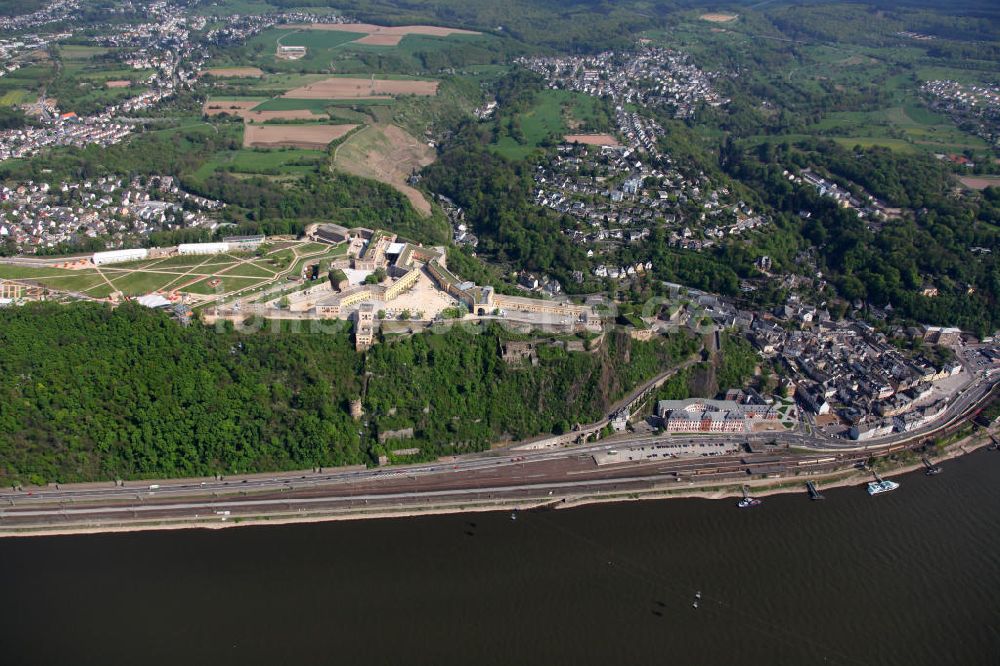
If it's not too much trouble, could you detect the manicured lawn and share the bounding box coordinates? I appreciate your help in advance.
[0,265,113,293]
[141,255,220,269]
[82,282,118,298]
[47,273,111,293]
[0,265,85,280]
[220,262,278,278]
[107,270,186,295]
[184,275,268,295]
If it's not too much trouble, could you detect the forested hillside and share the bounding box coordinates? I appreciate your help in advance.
[0,304,696,485]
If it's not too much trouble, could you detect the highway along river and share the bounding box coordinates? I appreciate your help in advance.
[2,450,998,665]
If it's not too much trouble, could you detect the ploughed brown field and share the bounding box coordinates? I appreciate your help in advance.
[564,134,621,146]
[282,77,438,99]
[279,22,480,37]
[104,80,131,88]
[959,176,1000,190]
[699,13,738,23]
[354,34,404,46]
[202,67,266,78]
[203,100,329,122]
[243,123,357,149]
[245,110,327,122]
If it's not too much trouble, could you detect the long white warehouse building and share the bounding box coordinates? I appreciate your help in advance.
[93,248,149,266]
[178,242,230,256]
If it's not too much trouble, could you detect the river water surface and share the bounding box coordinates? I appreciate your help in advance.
[2,450,999,665]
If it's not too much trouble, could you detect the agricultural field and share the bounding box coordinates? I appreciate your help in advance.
[332,123,436,215]
[208,22,497,77]
[187,146,326,184]
[245,97,335,114]
[231,28,366,72]
[243,122,357,149]
[203,99,266,116]
[959,176,1000,191]
[202,98,333,122]
[282,76,439,100]
[797,100,990,155]
[202,67,266,78]
[211,72,331,92]
[58,45,110,60]
[198,70,413,125]
[699,13,738,23]
[0,64,53,101]
[281,23,481,39]
[0,89,33,106]
[564,134,620,146]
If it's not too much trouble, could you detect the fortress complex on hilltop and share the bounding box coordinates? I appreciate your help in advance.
[307,224,600,350]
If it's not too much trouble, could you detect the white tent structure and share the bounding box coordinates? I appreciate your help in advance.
[93,248,149,266]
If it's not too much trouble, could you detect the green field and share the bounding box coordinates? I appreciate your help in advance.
[106,270,187,295]
[278,29,367,50]
[142,254,224,269]
[0,89,33,105]
[492,90,608,160]
[250,97,338,113]
[75,68,143,82]
[189,147,326,184]
[802,103,989,154]
[216,28,369,72]
[221,262,279,278]
[0,264,95,280]
[183,275,268,295]
[830,137,919,153]
[915,66,1000,86]
[206,23,497,77]
[192,0,276,15]
[0,265,109,294]
[58,45,110,60]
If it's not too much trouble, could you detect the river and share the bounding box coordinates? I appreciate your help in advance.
[2,450,998,665]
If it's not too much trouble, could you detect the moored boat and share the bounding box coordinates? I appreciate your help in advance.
[867,479,900,496]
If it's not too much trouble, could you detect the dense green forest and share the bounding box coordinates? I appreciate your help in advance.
[0,107,28,131]
[0,304,698,485]
[0,303,363,484]
[366,325,700,452]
